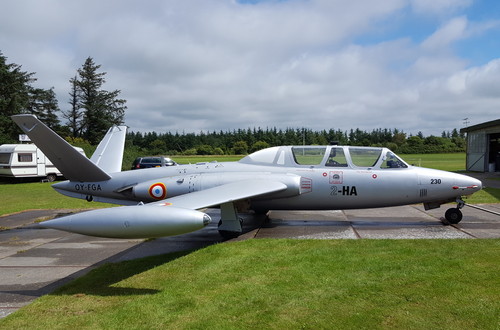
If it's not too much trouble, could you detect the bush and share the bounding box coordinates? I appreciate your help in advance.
[232,141,248,155]
[213,147,225,155]
[251,141,270,152]
[196,145,214,155]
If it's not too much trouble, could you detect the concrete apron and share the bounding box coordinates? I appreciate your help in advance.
[257,204,500,239]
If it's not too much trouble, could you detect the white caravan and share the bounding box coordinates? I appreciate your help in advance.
[0,144,85,181]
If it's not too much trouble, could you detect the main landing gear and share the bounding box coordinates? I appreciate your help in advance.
[444,198,465,224]
[217,202,243,239]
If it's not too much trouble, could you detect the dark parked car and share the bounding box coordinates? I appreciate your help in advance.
[131,156,177,170]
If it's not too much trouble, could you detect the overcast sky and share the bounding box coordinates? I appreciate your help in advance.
[1,0,499,136]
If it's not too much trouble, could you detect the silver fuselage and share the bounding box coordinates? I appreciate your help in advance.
[53,146,481,212]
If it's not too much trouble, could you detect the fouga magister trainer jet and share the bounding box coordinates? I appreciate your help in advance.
[12,115,482,239]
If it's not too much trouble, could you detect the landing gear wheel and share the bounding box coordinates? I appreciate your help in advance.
[217,217,243,239]
[218,218,243,227]
[445,208,463,224]
[218,230,241,239]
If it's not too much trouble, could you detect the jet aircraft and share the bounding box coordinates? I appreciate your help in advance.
[12,115,482,239]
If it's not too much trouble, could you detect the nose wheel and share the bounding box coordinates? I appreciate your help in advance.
[444,198,465,224]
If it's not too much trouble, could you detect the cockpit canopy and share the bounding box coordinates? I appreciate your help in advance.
[239,146,408,169]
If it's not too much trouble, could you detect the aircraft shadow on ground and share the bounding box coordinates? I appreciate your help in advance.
[0,250,194,299]
[50,249,196,297]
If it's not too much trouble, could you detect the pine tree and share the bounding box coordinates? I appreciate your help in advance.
[27,87,60,129]
[63,75,83,137]
[0,52,60,142]
[74,57,127,144]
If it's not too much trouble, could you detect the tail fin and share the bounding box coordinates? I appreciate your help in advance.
[12,115,125,182]
[90,125,127,173]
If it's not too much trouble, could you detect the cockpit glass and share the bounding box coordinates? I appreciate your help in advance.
[380,151,408,169]
[325,147,348,167]
[349,147,381,167]
[292,147,326,165]
[241,146,280,164]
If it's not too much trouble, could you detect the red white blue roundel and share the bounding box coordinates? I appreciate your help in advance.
[149,182,167,200]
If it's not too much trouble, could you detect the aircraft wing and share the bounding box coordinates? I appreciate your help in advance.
[158,179,288,210]
[38,179,288,239]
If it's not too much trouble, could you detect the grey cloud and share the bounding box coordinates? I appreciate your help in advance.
[0,0,498,137]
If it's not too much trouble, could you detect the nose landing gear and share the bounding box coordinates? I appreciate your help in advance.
[444,198,465,224]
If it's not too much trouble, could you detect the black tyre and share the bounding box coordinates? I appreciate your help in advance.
[445,208,463,224]
[218,230,240,239]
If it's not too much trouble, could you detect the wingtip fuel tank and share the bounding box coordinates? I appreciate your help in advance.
[39,204,211,238]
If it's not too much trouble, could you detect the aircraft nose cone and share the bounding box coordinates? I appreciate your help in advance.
[473,177,482,190]
[453,174,482,194]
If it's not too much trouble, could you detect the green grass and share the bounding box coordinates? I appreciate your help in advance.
[465,187,500,204]
[0,182,110,216]
[1,239,499,329]
[172,154,242,164]
[402,153,466,171]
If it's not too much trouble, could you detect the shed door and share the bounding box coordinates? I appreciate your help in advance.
[466,132,487,172]
[489,133,500,172]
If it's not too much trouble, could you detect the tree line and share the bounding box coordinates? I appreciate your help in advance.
[1,51,465,156]
[0,52,126,145]
[126,127,466,156]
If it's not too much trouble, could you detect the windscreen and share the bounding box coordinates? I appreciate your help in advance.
[380,151,408,168]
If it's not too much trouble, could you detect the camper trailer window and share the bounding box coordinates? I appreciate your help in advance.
[18,153,33,162]
[0,153,11,164]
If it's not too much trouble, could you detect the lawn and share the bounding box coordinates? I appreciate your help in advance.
[1,239,499,329]
[401,153,466,171]
[0,181,110,216]
[173,154,242,164]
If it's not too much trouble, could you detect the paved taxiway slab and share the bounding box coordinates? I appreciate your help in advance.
[259,204,500,239]
[0,228,142,318]
[1,205,499,318]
